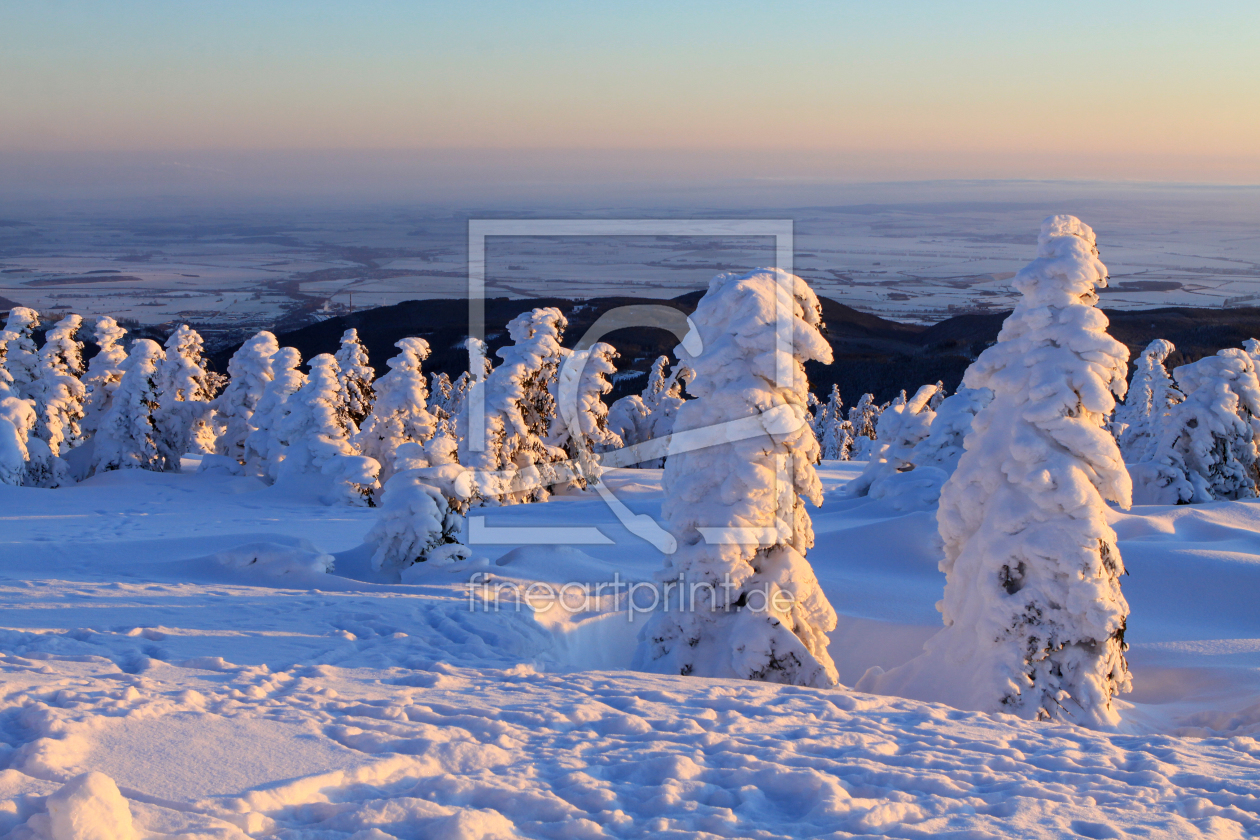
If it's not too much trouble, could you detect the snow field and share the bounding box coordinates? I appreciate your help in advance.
[0,464,1259,836]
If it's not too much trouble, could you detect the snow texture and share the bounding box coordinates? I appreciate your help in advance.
[636,268,840,688]
[864,215,1134,728]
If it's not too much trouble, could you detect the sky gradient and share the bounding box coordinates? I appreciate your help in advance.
[2,1,1258,186]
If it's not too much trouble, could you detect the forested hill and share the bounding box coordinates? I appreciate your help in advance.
[218,295,1260,408]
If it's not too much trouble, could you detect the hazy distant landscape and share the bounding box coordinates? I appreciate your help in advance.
[4,183,1259,342]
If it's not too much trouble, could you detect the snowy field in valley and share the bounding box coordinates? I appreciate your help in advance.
[2,461,1260,838]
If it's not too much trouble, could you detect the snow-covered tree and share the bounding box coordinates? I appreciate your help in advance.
[635,268,839,688]
[210,331,278,467]
[334,328,375,427]
[1137,348,1260,504]
[458,308,568,505]
[607,356,692,468]
[844,383,940,498]
[0,307,41,400]
[81,316,128,438]
[848,393,882,459]
[365,469,470,572]
[813,385,852,461]
[31,314,87,481]
[92,339,165,474]
[907,386,991,474]
[277,354,379,504]
[1114,339,1182,462]
[548,342,622,488]
[866,215,1133,727]
[154,325,217,469]
[0,363,36,487]
[243,346,305,481]
[355,337,437,486]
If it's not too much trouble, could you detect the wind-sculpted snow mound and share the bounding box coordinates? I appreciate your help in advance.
[210,539,336,576]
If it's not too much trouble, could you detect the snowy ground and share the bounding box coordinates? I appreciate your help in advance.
[1,462,1260,838]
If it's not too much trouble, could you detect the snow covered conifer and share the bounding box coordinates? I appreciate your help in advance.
[334,328,375,427]
[243,346,305,480]
[0,307,41,399]
[210,331,278,467]
[907,386,992,474]
[355,337,437,485]
[0,363,36,487]
[1115,339,1182,462]
[635,268,839,688]
[815,385,853,461]
[1138,349,1260,503]
[848,393,881,459]
[868,216,1133,727]
[459,308,568,505]
[844,383,940,497]
[366,470,470,572]
[548,341,622,487]
[154,325,217,469]
[81,316,128,437]
[92,339,165,474]
[278,354,379,504]
[31,314,88,474]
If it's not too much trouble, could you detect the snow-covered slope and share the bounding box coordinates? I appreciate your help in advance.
[1,463,1259,837]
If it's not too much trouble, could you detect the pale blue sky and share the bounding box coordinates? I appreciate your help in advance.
[2,1,1257,181]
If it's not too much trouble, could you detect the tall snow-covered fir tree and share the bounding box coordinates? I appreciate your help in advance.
[92,339,165,474]
[634,268,839,688]
[210,331,278,467]
[356,337,438,485]
[243,346,306,482]
[458,308,568,505]
[30,314,87,485]
[154,325,218,469]
[81,316,128,438]
[277,353,379,504]
[1,308,41,400]
[848,393,882,459]
[548,341,622,488]
[0,353,36,487]
[1114,339,1182,462]
[334,328,375,427]
[814,385,853,461]
[1138,348,1260,503]
[865,215,1133,728]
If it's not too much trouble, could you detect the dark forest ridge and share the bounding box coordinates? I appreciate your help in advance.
[250,294,1260,407]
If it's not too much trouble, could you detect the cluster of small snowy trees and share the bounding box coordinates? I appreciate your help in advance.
[0,309,220,487]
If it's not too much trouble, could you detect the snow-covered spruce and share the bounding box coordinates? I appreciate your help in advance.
[815,384,853,461]
[635,268,839,688]
[847,393,882,459]
[0,307,41,400]
[154,325,218,470]
[458,308,568,505]
[29,314,87,486]
[334,328,375,427]
[91,339,165,475]
[355,337,438,486]
[606,355,692,468]
[0,355,37,487]
[208,331,278,469]
[907,385,991,475]
[366,469,470,572]
[843,382,940,498]
[863,215,1132,727]
[1115,339,1182,462]
[243,346,306,481]
[1135,348,1260,504]
[548,341,622,488]
[277,353,380,505]
[80,316,128,438]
